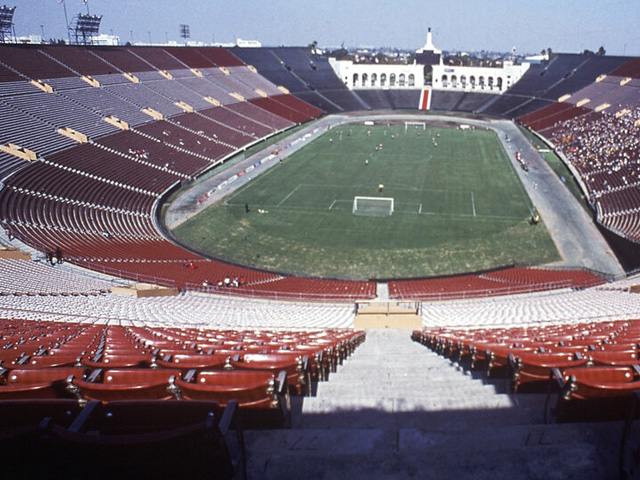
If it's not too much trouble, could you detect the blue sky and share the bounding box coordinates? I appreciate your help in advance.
[12,0,640,55]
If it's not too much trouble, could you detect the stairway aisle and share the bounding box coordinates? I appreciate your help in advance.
[245,329,621,480]
[302,328,537,428]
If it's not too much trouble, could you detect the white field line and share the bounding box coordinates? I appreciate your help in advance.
[277,184,302,207]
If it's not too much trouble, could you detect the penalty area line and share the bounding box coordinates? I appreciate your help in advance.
[471,192,477,217]
[277,184,302,207]
[329,200,337,210]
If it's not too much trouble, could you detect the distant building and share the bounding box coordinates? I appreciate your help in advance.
[90,34,120,46]
[237,38,262,48]
[329,27,530,94]
[15,35,44,44]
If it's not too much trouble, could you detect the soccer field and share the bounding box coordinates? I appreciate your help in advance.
[172,123,560,279]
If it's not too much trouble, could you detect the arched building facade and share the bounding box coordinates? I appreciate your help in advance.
[328,28,530,94]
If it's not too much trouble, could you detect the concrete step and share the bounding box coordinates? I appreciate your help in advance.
[245,422,620,480]
[314,381,502,397]
[297,394,546,429]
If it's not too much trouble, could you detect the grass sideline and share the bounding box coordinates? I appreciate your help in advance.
[171,123,560,279]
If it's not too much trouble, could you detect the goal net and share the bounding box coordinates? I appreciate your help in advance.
[353,196,394,216]
[405,121,426,132]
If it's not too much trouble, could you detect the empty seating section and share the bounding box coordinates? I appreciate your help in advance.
[41,46,116,77]
[0,318,365,477]
[354,90,393,110]
[234,68,283,96]
[293,90,343,114]
[90,47,157,73]
[3,91,118,139]
[170,111,256,148]
[0,46,75,80]
[99,259,277,290]
[519,103,589,131]
[199,106,276,139]
[611,58,640,79]
[267,48,347,91]
[231,46,363,113]
[479,93,542,117]
[0,79,39,98]
[105,82,185,117]
[231,276,377,302]
[480,267,604,288]
[230,47,310,93]
[45,143,182,193]
[207,67,261,100]
[0,151,24,179]
[94,129,208,176]
[123,47,186,71]
[136,119,234,164]
[0,290,357,329]
[155,46,209,69]
[413,317,640,421]
[59,87,152,127]
[226,101,294,130]
[0,318,364,409]
[164,46,248,70]
[2,161,155,214]
[144,78,213,110]
[195,47,248,68]
[388,267,604,300]
[272,93,324,119]
[0,101,76,154]
[175,75,234,102]
[481,56,628,118]
[0,258,112,296]
[317,90,364,112]
[0,60,25,83]
[249,96,311,124]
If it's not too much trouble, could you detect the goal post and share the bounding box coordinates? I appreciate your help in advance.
[405,121,426,132]
[353,196,394,216]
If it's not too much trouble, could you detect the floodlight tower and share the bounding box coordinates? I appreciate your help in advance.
[180,24,190,45]
[0,5,16,44]
[69,13,102,45]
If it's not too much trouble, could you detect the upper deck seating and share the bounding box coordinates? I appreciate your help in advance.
[3,91,118,139]
[0,46,75,81]
[610,58,640,79]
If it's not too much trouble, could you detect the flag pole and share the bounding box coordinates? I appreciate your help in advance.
[61,0,70,44]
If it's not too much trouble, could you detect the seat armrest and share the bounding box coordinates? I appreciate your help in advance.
[218,399,238,435]
[86,368,102,383]
[68,400,101,433]
[184,369,196,383]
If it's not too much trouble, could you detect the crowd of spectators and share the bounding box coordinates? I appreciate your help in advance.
[550,107,640,202]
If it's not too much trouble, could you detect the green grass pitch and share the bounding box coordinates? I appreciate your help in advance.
[171,123,560,279]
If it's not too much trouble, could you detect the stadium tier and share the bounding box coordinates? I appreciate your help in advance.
[0,44,638,302]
